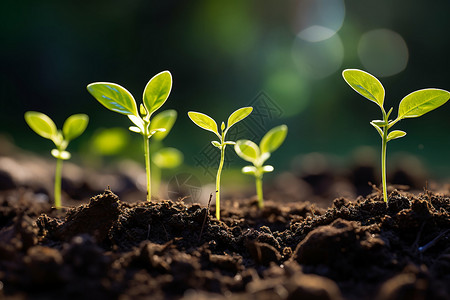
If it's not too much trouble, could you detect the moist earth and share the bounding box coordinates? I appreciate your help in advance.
[0,187,449,300]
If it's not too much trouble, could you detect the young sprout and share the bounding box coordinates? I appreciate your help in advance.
[234,125,287,208]
[24,112,89,209]
[188,107,253,220]
[342,69,450,203]
[87,71,173,201]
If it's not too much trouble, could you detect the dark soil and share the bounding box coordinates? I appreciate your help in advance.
[1,186,449,300]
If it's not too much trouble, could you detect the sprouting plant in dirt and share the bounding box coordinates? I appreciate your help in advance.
[188,107,253,220]
[24,112,89,209]
[342,69,450,203]
[234,124,287,208]
[87,71,173,201]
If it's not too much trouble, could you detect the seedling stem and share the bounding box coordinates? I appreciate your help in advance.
[54,157,63,208]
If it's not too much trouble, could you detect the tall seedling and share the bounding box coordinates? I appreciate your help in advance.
[188,107,253,220]
[87,71,173,201]
[342,69,450,202]
[25,112,89,208]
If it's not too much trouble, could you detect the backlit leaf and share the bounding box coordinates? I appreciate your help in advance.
[211,141,221,148]
[262,165,274,173]
[91,127,129,155]
[397,89,450,120]
[143,71,172,115]
[387,130,406,142]
[128,115,145,133]
[234,140,259,163]
[150,109,177,141]
[152,147,183,169]
[188,111,220,137]
[87,82,138,116]
[51,149,71,160]
[242,166,257,175]
[370,121,383,138]
[24,111,57,141]
[129,126,141,133]
[62,114,89,141]
[227,107,253,129]
[260,125,288,154]
[342,69,385,109]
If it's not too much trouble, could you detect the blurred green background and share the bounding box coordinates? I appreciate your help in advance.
[1,0,450,185]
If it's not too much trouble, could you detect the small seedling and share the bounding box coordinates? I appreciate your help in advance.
[342,69,450,202]
[87,71,173,201]
[24,112,89,209]
[188,107,253,220]
[234,125,287,208]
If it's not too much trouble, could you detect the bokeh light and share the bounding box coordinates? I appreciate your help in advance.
[264,68,310,117]
[292,33,344,79]
[358,29,409,77]
[293,0,346,42]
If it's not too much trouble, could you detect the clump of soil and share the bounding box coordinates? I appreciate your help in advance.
[0,188,449,300]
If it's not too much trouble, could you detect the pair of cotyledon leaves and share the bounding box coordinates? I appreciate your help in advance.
[87,71,175,139]
[188,107,253,142]
[234,125,288,176]
[342,69,450,141]
[24,112,89,160]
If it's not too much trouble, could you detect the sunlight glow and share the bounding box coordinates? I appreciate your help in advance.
[358,29,409,77]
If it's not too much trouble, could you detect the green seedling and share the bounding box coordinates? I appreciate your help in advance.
[87,71,173,201]
[234,125,287,208]
[24,112,89,209]
[342,69,450,203]
[188,107,253,220]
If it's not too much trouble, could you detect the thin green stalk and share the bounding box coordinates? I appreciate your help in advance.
[54,157,63,209]
[144,135,151,201]
[256,175,263,208]
[381,128,388,203]
[216,145,225,220]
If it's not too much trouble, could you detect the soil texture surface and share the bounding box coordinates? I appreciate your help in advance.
[0,187,449,300]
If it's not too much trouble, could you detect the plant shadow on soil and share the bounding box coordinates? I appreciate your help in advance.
[0,184,449,300]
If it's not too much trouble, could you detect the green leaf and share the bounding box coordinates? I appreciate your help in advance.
[256,152,271,167]
[260,124,288,154]
[91,127,129,155]
[342,69,385,109]
[227,107,253,129]
[397,89,450,120]
[149,128,166,137]
[152,147,183,169]
[387,130,406,142]
[24,111,58,141]
[242,166,257,175]
[128,115,145,133]
[87,82,138,116]
[129,126,141,133]
[262,165,274,173]
[62,114,89,141]
[51,149,71,160]
[143,71,172,115]
[188,111,220,138]
[370,121,383,138]
[234,140,260,163]
[371,120,386,127]
[211,141,221,148]
[150,109,177,141]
